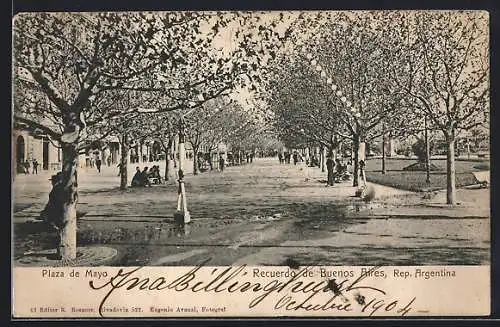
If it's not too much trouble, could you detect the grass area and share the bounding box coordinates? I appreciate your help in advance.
[365,158,488,192]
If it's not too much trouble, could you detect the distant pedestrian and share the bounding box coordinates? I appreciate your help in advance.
[32,159,39,174]
[219,154,225,172]
[278,153,283,164]
[326,153,335,186]
[293,152,299,165]
[23,160,30,175]
[95,157,102,173]
[284,152,290,164]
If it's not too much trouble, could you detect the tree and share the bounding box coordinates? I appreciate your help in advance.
[393,11,489,204]
[269,68,341,156]
[261,12,421,185]
[185,104,218,175]
[305,12,415,186]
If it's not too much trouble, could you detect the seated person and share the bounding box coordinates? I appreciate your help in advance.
[148,165,162,184]
[141,167,152,187]
[131,167,142,187]
[154,166,163,183]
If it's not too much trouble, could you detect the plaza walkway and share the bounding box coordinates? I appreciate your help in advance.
[12,158,490,266]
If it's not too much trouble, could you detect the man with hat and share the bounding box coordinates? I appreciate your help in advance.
[38,172,64,229]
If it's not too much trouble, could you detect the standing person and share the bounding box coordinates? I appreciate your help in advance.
[278,153,283,164]
[334,158,342,182]
[95,154,102,173]
[219,154,225,172]
[293,151,299,165]
[39,172,64,228]
[326,152,335,186]
[23,160,30,175]
[32,159,39,174]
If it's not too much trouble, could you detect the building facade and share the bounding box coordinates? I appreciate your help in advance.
[13,129,61,173]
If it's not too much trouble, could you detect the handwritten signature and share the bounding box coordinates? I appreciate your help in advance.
[89,259,416,317]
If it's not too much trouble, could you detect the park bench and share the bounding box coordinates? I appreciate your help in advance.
[472,171,490,188]
[148,177,162,185]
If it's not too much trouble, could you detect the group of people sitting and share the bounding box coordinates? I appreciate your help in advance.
[131,165,163,187]
[332,159,352,183]
[326,156,354,186]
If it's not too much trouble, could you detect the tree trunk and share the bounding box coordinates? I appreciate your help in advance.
[320,146,325,172]
[58,142,79,260]
[208,150,213,170]
[164,150,170,181]
[358,139,366,185]
[139,141,143,163]
[353,137,359,187]
[382,130,386,175]
[165,150,176,182]
[193,148,199,175]
[172,137,178,169]
[164,137,175,182]
[388,134,396,157]
[119,133,129,190]
[446,131,457,205]
[425,117,431,185]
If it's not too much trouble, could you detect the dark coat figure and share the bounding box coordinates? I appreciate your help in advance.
[293,152,299,165]
[219,155,225,172]
[284,152,291,164]
[95,157,102,173]
[141,167,152,187]
[326,156,335,186]
[32,159,39,174]
[278,153,283,164]
[23,160,30,174]
[131,167,142,187]
[39,172,64,229]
